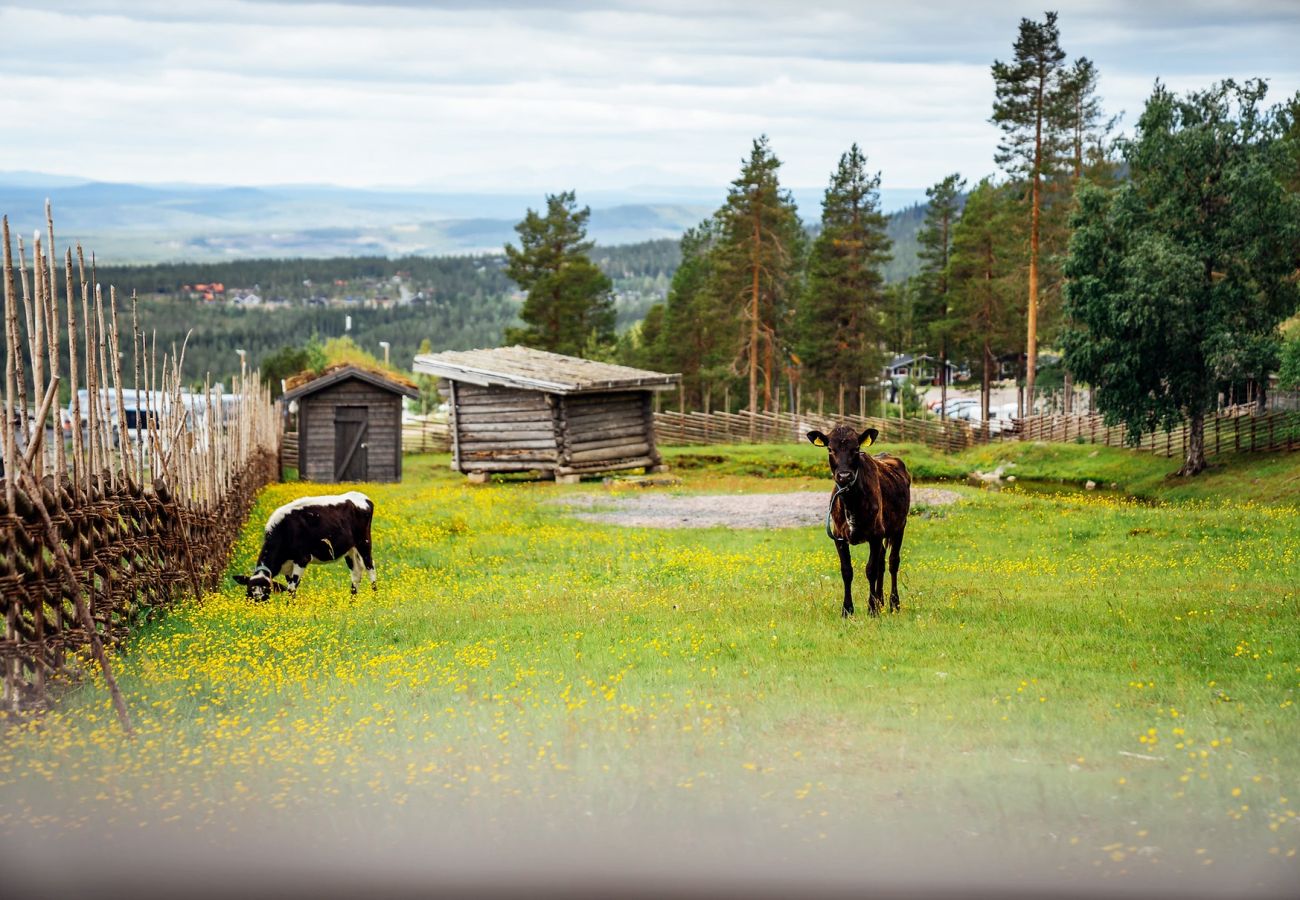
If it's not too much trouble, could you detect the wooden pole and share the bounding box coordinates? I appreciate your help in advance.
[21,377,60,471]
[14,237,31,442]
[94,282,115,490]
[43,227,64,480]
[30,235,46,480]
[3,217,17,512]
[108,288,132,486]
[64,249,82,492]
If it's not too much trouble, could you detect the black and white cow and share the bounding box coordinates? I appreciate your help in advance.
[233,491,377,601]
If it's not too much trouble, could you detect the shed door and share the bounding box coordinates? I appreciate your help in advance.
[334,406,369,481]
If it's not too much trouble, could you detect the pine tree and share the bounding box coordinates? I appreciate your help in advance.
[503,191,615,357]
[656,218,732,408]
[992,11,1068,411]
[881,281,918,362]
[1050,55,1120,411]
[914,173,965,417]
[795,144,892,399]
[1063,80,1300,475]
[711,136,803,426]
[947,179,1023,422]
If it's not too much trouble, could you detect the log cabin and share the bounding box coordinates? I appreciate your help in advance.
[412,346,679,483]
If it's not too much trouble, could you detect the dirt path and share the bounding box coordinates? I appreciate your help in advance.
[555,487,962,529]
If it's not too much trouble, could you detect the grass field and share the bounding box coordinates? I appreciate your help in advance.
[2,443,1297,895]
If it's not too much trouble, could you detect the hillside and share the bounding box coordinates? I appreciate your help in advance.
[0,173,927,268]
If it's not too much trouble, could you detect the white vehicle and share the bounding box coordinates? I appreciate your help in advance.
[949,402,1013,435]
[934,397,979,418]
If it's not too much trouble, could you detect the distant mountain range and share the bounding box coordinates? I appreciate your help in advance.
[0,172,929,265]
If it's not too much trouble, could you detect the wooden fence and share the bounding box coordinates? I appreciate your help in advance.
[652,406,1300,457]
[1,208,281,721]
[402,416,450,453]
[1015,409,1300,457]
[653,409,992,454]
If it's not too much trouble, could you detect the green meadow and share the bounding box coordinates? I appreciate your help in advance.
[1,443,1297,890]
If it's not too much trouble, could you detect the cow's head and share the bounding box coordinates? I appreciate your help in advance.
[233,566,287,602]
[807,425,878,488]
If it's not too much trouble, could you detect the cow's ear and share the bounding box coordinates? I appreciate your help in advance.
[807,431,828,447]
[858,428,879,447]
[271,580,289,593]
[232,574,250,585]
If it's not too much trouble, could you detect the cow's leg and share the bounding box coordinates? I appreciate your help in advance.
[288,558,309,594]
[359,533,377,591]
[865,539,885,617]
[835,539,854,617]
[345,548,362,595]
[888,530,904,613]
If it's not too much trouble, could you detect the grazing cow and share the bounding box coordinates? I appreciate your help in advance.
[806,426,911,617]
[233,491,377,601]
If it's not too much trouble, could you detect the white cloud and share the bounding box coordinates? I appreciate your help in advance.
[1,0,1297,197]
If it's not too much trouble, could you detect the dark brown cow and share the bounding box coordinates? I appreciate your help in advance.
[806,425,911,617]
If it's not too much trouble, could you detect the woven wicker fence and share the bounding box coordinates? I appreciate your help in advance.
[1,207,281,719]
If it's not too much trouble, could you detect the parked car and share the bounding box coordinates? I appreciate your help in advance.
[933,398,979,418]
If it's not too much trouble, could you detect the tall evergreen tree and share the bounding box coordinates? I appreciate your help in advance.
[914,173,965,417]
[795,144,892,399]
[947,179,1022,422]
[1063,80,1300,475]
[1051,54,1118,411]
[711,136,803,424]
[503,191,615,356]
[992,11,1068,411]
[657,218,732,408]
[881,280,919,364]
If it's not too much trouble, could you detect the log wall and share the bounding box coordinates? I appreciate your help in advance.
[556,392,660,474]
[445,382,559,472]
[439,381,664,476]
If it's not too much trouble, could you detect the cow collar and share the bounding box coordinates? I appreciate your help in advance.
[825,471,859,540]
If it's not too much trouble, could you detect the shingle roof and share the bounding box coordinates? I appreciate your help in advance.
[413,346,679,394]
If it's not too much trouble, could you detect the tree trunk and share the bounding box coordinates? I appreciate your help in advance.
[748,209,760,439]
[939,341,948,421]
[1026,77,1044,416]
[981,338,992,423]
[1177,408,1207,476]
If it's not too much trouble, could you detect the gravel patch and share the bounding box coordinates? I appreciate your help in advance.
[555,487,962,529]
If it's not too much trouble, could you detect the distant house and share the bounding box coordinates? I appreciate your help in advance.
[884,353,960,385]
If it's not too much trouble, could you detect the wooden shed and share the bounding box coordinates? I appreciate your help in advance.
[412,346,679,482]
[282,365,419,483]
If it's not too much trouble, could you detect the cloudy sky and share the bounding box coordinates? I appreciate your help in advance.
[3,0,1298,197]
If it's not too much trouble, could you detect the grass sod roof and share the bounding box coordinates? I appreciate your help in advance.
[281,363,419,402]
[413,346,679,395]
